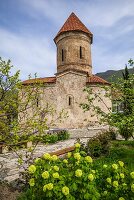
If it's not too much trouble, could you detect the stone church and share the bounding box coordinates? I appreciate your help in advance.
[22,13,111,129]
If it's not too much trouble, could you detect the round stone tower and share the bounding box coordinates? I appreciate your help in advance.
[54,12,93,75]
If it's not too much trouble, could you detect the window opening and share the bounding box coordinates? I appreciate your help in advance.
[62,49,64,61]
[69,96,72,106]
[112,101,124,113]
[37,98,39,107]
[80,46,82,59]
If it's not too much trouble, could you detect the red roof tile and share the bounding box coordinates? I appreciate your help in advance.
[22,77,56,85]
[54,12,93,42]
[87,75,111,85]
[22,75,110,86]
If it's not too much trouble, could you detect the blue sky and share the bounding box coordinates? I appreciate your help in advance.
[0,0,134,80]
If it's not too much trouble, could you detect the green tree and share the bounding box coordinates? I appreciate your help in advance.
[81,59,134,140]
[0,57,20,141]
[111,59,134,140]
[0,57,68,173]
[122,64,132,115]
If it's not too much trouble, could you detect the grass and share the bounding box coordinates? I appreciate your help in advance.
[94,140,134,171]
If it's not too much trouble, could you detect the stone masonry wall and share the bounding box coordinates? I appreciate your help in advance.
[55,31,92,75]
[41,72,112,129]
[19,73,111,129]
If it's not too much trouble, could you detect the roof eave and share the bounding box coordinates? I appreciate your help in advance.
[86,82,111,86]
[22,81,56,86]
[54,30,93,44]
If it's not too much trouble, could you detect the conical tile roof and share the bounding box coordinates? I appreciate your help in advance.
[54,12,93,42]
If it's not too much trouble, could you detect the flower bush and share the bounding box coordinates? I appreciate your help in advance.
[20,144,134,200]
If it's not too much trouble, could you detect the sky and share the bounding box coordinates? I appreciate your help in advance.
[0,0,134,80]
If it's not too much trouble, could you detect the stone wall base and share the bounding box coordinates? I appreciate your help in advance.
[67,126,109,139]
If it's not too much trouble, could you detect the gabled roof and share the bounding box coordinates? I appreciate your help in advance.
[22,77,56,85]
[22,75,110,86]
[54,12,93,42]
[87,75,111,85]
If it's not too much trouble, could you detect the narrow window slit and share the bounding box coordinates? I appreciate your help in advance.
[37,98,39,107]
[69,96,71,106]
[80,46,82,59]
[62,49,64,61]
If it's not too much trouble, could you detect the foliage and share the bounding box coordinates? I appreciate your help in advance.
[118,62,133,140]
[0,57,20,140]
[18,144,134,200]
[81,59,134,140]
[56,130,70,141]
[8,130,70,150]
[0,57,68,176]
[110,60,134,140]
[80,130,117,157]
[43,130,69,143]
[93,140,134,172]
[42,134,59,144]
[80,83,112,124]
[32,130,70,144]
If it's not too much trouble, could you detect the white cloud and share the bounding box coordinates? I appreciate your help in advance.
[18,0,68,26]
[0,0,133,79]
[80,0,134,27]
[18,0,134,27]
[92,43,134,74]
[0,28,56,80]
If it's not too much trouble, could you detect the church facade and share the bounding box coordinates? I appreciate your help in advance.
[22,13,112,129]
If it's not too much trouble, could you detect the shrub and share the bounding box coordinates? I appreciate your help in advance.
[82,130,117,158]
[42,134,59,144]
[57,130,70,141]
[106,129,117,140]
[87,137,103,157]
[118,122,133,141]
[43,130,69,143]
[31,130,69,144]
[18,144,134,200]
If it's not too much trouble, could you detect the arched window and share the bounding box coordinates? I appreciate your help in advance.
[62,49,64,61]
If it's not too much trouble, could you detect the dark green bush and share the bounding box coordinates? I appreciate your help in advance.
[118,124,133,141]
[106,129,117,140]
[57,130,69,141]
[33,130,70,144]
[17,130,70,147]
[88,137,103,157]
[42,134,58,144]
[81,130,117,158]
